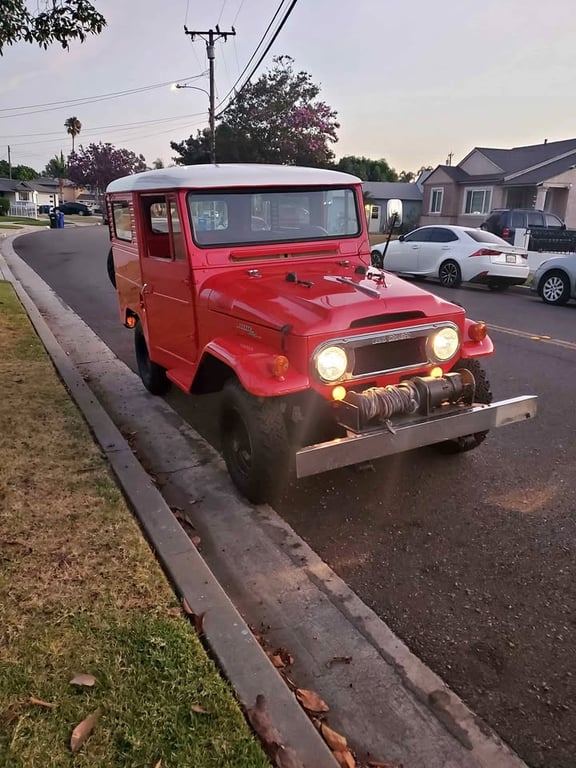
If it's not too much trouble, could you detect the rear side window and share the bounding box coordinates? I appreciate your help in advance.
[511,212,525,228]
[112,201,132,241]
[527,211,545,228]
[427,228,458,243]
[545,213,564,228]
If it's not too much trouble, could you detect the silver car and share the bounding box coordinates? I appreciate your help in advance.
[531,254,576,305]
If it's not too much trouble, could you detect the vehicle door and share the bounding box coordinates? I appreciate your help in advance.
[139,193,197,367]
[385,228,431,273]
[418,227,460,274]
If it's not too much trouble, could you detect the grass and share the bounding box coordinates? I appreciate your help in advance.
[369,232,399,247]
[0,280,268,768]
[0,217,49,228]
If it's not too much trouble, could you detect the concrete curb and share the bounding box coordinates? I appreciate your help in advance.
[0,235,338,768]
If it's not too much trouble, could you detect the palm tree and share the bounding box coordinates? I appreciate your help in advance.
[64,116,82,153]
[45,151,67,204]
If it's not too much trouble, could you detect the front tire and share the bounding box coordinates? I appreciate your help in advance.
[220,379,291,503]
[438,260,462,288]
[539,270,571,305]
[435,358,492,453]
[371,249,383,268]
[134,321,171,396]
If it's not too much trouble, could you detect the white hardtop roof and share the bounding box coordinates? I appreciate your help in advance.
[106,164,361,194]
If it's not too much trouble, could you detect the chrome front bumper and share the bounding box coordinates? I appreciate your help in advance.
[295,395,537,478]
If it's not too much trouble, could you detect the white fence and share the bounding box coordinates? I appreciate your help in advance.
[9,201,38,219]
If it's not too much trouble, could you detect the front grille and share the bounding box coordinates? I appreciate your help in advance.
[352,337,427,376]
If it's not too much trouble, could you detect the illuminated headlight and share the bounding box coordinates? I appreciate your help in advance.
[315,346,348,382]
[428,327,459,362]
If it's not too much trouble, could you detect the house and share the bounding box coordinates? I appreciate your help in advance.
[363,181,423,234]
[30,177,78,203]
[420,138,576,228]
[0,178,40,216]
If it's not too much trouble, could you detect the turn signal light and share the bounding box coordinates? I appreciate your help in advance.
[126,316,137,328]
[430,366,443,378]
[331,385,347,401]
[469,321,487,342]
[271,355,289,379]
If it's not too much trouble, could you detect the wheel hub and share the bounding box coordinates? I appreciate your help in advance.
[543,277,563,301]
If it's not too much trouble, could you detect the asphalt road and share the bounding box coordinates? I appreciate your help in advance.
[15,227,576,768]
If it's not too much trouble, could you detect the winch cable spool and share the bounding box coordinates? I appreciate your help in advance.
[347,371,476,427]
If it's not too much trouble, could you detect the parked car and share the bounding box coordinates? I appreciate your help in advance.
[57,201,92,216]
[481,208,565,244]
[531,254,576,305]
[370,225,529,290]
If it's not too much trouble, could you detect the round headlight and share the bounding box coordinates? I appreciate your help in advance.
[316,346,348,382]
[429,327,459,362]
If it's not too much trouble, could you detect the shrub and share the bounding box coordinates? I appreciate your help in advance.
[0,198,10,216]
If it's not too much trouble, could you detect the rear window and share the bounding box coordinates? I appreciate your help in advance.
[112,200,132,241]
[464,229,507,244]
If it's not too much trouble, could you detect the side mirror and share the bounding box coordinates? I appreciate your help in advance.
[398,234,405,242]
[387,198,403,229]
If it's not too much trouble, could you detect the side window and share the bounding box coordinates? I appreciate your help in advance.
[142,195,171,259]
[404,229,430,243]
[527,211,545,228]
[545,213,563,228]
[427,228,458,243]
[112,200,132,241]
[169,200,186,261]
[511,212,525,228]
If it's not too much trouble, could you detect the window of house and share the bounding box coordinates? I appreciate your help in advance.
[370,205,380,220]
[430,188,443,214]
[112,201,132,241]
[17,191,30,202]
[464,188,492,215]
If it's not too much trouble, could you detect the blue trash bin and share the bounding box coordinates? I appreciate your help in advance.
[57,210,65,229]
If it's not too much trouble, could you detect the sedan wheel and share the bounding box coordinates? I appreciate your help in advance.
[539,270,570,305]
[371,249,383,268]
[438,260,462,288]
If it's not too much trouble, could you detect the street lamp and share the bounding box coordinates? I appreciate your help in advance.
[171,82,215,164]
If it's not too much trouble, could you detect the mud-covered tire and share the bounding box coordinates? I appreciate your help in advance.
[439,260,462,288]
[220,379,291,503]
[134,321,171,396]
[107,248,116,288]
[435,358,492,453]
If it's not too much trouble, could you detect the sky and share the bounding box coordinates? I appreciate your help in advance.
[1,0,576,176]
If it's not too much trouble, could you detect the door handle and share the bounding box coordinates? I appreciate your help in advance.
[141,283,153,295]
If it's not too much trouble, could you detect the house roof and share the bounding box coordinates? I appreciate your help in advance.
[478,138,576,175]
[107,164,361,193]
[362,181,422,201]
[504,154,576,186]
[0,178,30,193]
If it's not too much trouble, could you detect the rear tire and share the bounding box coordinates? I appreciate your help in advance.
[439,260,462,288]
[371,249,383,268]
[220,379,291,503]
[539,270,571,305]
[435,358,492,453]
[107,248,116,288]
[134,321,171,396]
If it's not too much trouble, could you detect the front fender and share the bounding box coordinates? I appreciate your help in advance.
[202,337,311,397]
[459,318,494,358]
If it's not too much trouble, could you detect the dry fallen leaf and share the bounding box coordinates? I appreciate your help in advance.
[271,654,285,669]
[274,647,294,667]
[325,655,353,669]
[194,611,205,635]
[247,694,282,754]
[69,673,97,687]
[295,688,329,713]
[70,710,99,753]
[367,761,402,768]
[181,597,193,615]
[153,760,162,768]
[333,748,356,768]
[191,535,202,548]
[29,696,58,709]
[320,722,347,751]
[191,704,209,714]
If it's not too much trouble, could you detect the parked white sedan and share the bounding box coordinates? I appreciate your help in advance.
[371,225,529,290]
[531,254,576,305]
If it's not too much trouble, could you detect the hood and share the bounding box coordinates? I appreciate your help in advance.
[199,261,464,336]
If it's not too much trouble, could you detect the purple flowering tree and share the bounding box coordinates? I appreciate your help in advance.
[171,56,339,166]
[66,142,147,197]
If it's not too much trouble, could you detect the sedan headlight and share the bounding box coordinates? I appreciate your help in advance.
[428,327,459,362]
[315,345,348,382]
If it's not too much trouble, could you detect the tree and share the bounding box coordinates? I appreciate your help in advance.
[65,116,82,152]
[45,151,67,201]
[0,159,38,180]
[398,170,415,183]
[66,142,147,197]
[151,158,165,169]
[171,56,339,167]
[0,0,106,55]
[335,156,398,182]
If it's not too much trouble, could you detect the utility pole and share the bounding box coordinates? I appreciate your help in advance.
[184,25,236,164]
[7,145,12,179]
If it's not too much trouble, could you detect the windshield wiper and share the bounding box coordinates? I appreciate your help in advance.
[324,275,381,298]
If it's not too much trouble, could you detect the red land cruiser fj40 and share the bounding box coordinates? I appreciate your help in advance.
[106,165,537,503]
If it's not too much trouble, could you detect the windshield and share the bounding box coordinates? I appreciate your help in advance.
[188,186,360,247]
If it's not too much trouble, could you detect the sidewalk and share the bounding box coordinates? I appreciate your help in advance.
[0,279,270,767]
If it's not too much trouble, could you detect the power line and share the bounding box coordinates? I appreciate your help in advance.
[217,0,228,24]
[232,0,247,25]
[0,73,208,118]
[215,0,298,118]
